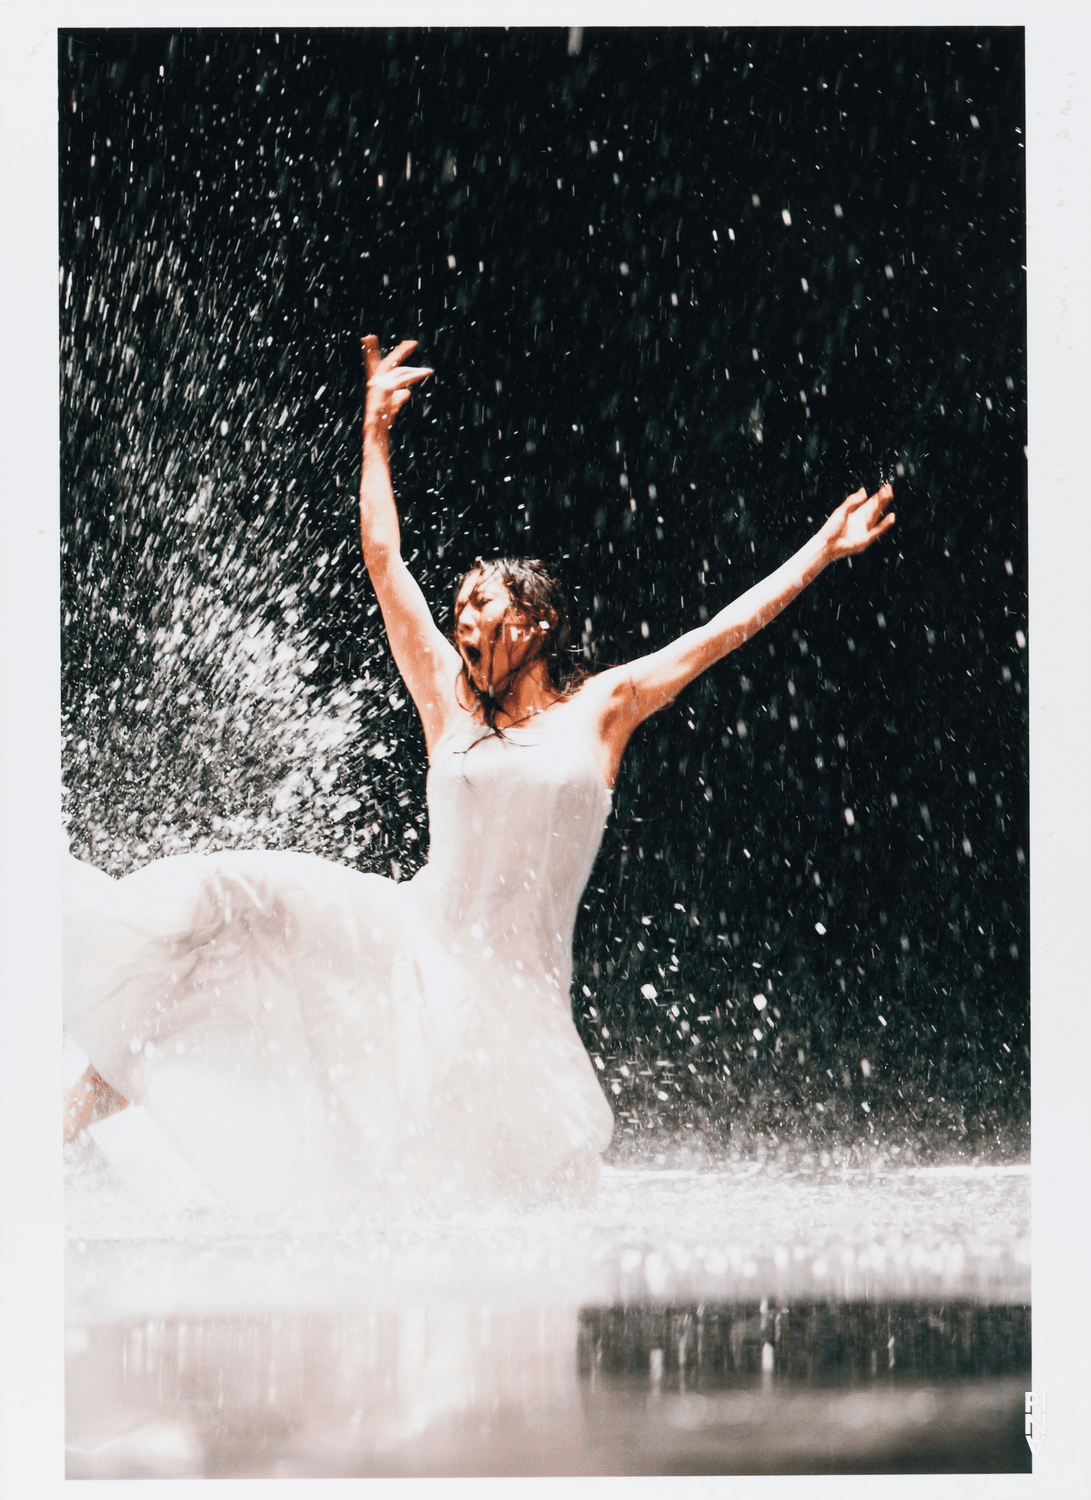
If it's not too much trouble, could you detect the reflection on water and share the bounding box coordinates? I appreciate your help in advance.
[66,1300,1030,1477]
[68,1304,580,1479]
[580,1300,1031,1386]
[65,1122,1031,1476]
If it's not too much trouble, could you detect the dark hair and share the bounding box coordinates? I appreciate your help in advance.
[452,557,588,733]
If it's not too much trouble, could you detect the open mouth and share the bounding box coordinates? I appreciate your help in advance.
[463,645,482,666]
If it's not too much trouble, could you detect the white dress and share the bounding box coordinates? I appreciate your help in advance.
[63,704,616,1214]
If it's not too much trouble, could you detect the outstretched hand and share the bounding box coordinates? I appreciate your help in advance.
[820,482,896,560]
[362,335,433,435]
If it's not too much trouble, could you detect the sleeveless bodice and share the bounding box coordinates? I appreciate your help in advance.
[411,707,613,1000]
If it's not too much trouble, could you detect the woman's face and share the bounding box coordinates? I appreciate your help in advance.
[454,570,539,696]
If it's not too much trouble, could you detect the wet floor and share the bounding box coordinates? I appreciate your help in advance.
[66,1301,1030,1478]
[65,1104,1030,1477]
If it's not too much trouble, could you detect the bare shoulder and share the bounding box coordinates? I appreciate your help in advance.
[566,665,634,719]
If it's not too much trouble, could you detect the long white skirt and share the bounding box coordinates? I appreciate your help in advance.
[64,849,614,1215]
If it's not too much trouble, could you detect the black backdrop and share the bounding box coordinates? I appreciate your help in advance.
[60,27,1028,1160]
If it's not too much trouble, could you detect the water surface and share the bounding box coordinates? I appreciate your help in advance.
[65,1109,1029,1477]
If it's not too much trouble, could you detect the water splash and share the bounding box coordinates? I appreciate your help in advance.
[61,468,417,876]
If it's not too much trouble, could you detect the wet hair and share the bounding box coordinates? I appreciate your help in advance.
[452,557,588,733]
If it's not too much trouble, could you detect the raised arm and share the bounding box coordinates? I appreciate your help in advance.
[359,336,462,752]
[590,483,895,782]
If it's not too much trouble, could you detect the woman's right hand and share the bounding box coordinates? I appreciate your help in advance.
[362,335,433,437]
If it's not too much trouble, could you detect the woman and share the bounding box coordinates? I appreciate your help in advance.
[63,336,894,1213]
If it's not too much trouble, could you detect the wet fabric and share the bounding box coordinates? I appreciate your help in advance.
[64,703,616,1213]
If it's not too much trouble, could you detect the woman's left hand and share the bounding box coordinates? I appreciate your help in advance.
[820,482,896,560]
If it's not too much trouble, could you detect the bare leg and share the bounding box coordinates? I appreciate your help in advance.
[64,1065,129,1143]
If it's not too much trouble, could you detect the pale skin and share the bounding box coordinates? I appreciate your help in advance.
[359,335,895,789]
[63,335,894,1144]
[64,1066,130,1143]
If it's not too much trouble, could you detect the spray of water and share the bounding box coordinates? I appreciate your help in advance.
[60,467,419,877]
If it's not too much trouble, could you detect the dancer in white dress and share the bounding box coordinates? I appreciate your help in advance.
[63,336,895,1213]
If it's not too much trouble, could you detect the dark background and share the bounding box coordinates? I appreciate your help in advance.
[60,27,1028,1160]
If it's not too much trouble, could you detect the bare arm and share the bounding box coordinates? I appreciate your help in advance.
[590,483,895,783]
[359,336,462,753]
